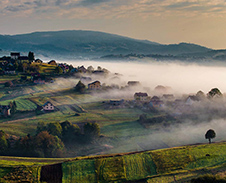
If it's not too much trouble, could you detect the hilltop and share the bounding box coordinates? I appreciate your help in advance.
[0,30,211,59]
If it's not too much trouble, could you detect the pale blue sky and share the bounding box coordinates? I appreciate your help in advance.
[1,0,226,49]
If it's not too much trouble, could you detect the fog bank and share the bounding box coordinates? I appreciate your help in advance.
[65,60,226,94]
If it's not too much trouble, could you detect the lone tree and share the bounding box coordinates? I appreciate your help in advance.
[28,51,35,63]
[205,129,216,144]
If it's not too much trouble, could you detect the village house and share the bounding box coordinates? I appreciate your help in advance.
[37,101,55,112]
[18,56,29,63]
[134,92,148,101]
[128,81,140,87]
[0,105,11,117]
[48,60,57,65]
[70,68,78,73]
[149,96,164,108]
[162,94,174,100]
[10,52,20,60]
[88,81,101,90]
[185,96,200,105]
[35,59,43,63]
[110,99,124,106]
[78,66,87,73]
[58,63,69,73]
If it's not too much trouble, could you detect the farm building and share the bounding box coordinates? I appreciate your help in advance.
[0,105,11,117]
[88,81,101,90]
[48,60,57,65]
[18,56,29,63]
[185,96,200,105]
[35,59,43,63]
[128,81,140,87]
[110,99,124,106]
[37,101,55,112]
[10,52,20,60]
[149,96,164,108]
[162,94,174,101]
[78,66,87,73]
[134,92,148,101]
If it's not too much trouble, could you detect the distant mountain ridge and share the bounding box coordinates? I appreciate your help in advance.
[0,30,212,59]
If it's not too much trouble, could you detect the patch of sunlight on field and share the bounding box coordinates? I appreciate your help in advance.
[150,147,193,174]
[186,143,226,170]
[95,156,126,182]
[62,160,96,183]
[101,120,147,138]
[124,153,157,180]
[0,122,37,136]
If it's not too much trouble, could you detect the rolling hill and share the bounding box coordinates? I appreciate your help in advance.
[1,142,226,182]
[0,30,212,59]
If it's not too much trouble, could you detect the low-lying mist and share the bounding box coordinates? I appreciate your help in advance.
[65,60,226,94]
[41,59,226,153]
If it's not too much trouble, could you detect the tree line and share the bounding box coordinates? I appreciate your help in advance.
[0,121,100,158]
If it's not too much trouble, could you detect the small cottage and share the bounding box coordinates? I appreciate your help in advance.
[78,66,87,73]
[128,81,140,87]
[162,94,174,101]
[48,60,57,65]
[10,52,20,60]
[0,105,11,117]
[38,101,55,112]
[185,96,199,105]
[134,92,148,101]
[18,56,29,63]
[88,81,101,90]
[149,96,164,108]
[35,59,43,63]
[110,99,124,106]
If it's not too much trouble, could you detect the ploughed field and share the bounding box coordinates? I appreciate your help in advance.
[1,142,226,182]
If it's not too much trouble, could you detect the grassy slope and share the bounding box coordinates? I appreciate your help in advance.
[2,142,226,182]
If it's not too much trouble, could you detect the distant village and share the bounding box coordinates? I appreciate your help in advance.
[0,51,224,121]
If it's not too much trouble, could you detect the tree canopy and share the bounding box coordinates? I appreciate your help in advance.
[207,88,222,99]
[205,129,216,144]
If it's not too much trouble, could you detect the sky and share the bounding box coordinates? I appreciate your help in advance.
[1,0,226,49]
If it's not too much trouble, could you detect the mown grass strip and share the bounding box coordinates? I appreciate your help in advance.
[95,156,126,183]
[62,159,96,183]
[124,153,157,181]
[150,147,193,174]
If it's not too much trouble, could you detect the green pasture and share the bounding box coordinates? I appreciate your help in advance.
[95,156,126,182]
[124,153,157,181]
[186,143,226,169]
[150,147,193,174]
[2,143,226,182]
[62,159,96,183]
[0,156,67,167]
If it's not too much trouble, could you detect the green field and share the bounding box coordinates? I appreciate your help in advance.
[1,73,226,182]
[2,142,226,182]
[62,159,96,183]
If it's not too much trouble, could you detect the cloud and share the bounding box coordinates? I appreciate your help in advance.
[1,0,226,19]
[78,0,112,6]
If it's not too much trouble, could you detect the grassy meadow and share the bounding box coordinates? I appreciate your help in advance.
[1,142,226,182]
